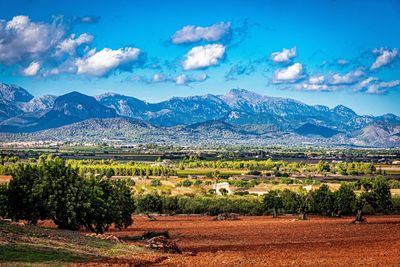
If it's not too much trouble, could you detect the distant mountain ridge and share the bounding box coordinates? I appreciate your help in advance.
[0,82,399,147]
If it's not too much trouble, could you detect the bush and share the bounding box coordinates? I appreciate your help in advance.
[177,179,193,187]
[389,179,400,189]
[194,180,203,186]
[151,179,162,187]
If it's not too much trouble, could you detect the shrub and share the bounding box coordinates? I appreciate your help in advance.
[194,180,203,186]
[389,179,400,189]
[177,179,193,187]
[151,179,162,187]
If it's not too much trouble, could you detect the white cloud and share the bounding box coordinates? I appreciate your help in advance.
[308,75,325,84]
[21,61,41,76]
[299,83,330,91]
[370,48,398,70]
[273,63,304,83]
[271,47,296,63]
[298,76,330,91]
[171,22,231,44]
[174,73,208,85]
[75,47,141,77]
[56,33,93,55]
[0,15,65,64]
[152,73,167,82]
[366,80,400,94]
[337,59,348,65]
[182,44,225,70]
[329,70,364,85]
[353,77,379,92]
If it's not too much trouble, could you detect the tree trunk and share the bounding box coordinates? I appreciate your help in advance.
[299,212,307,220]
[272,208,277,218]
[352,209,366,223]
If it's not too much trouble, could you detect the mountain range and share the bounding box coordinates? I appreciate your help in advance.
[0,83,399,147]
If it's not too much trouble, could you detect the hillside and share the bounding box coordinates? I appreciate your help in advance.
[0,219,147,265]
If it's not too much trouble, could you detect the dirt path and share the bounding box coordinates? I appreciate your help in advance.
[105,215,400,266]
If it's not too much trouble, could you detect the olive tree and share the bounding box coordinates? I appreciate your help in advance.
[263,190,283,217]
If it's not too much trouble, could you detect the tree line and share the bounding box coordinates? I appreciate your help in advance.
[178,158,376,176]
[135,176,396,222]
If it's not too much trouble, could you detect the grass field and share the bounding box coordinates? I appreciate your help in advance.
[0,220,145,265]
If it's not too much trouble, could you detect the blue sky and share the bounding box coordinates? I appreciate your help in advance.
[0,0,399,115]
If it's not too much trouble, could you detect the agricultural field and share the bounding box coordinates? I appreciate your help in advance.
[1,153,400,265]
[113,215,400,266]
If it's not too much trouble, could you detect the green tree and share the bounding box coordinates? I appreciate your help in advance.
[263,190,283,217]
[281,189,298,213]
[353,176,393,223]
[297,190,313,220]
[0,183,8,218]
[7,164,45,224]
[136,194,163,213]
[38,155,88,230]
[313,184,334,216]
[334,183,356,216]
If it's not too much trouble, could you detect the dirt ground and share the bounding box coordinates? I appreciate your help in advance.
[103,215,400,267]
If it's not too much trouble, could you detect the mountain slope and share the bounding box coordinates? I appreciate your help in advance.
[0,83,34,120]
[0,92,117,132]
[0,84,399,147]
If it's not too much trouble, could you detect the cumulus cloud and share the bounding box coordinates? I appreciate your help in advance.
[308,75,325,84]
[366,80,400,94]
[75,47,141,77]
[182,44,225,70]
[171,22,231,44]
[0,15,65,64]
[174,73,208,85]
[56,33,93,55]
[370,48,398,70]
[271,47,296,63]
[353,77,379,92]
[21,61,41,76]
[329,70,364,85]
[273,63,304,83]
[297,75,330,91]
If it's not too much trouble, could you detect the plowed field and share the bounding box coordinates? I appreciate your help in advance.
[108,215,400,266]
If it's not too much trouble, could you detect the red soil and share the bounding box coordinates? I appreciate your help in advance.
[111,215,400,266]
[40,215,400,266]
